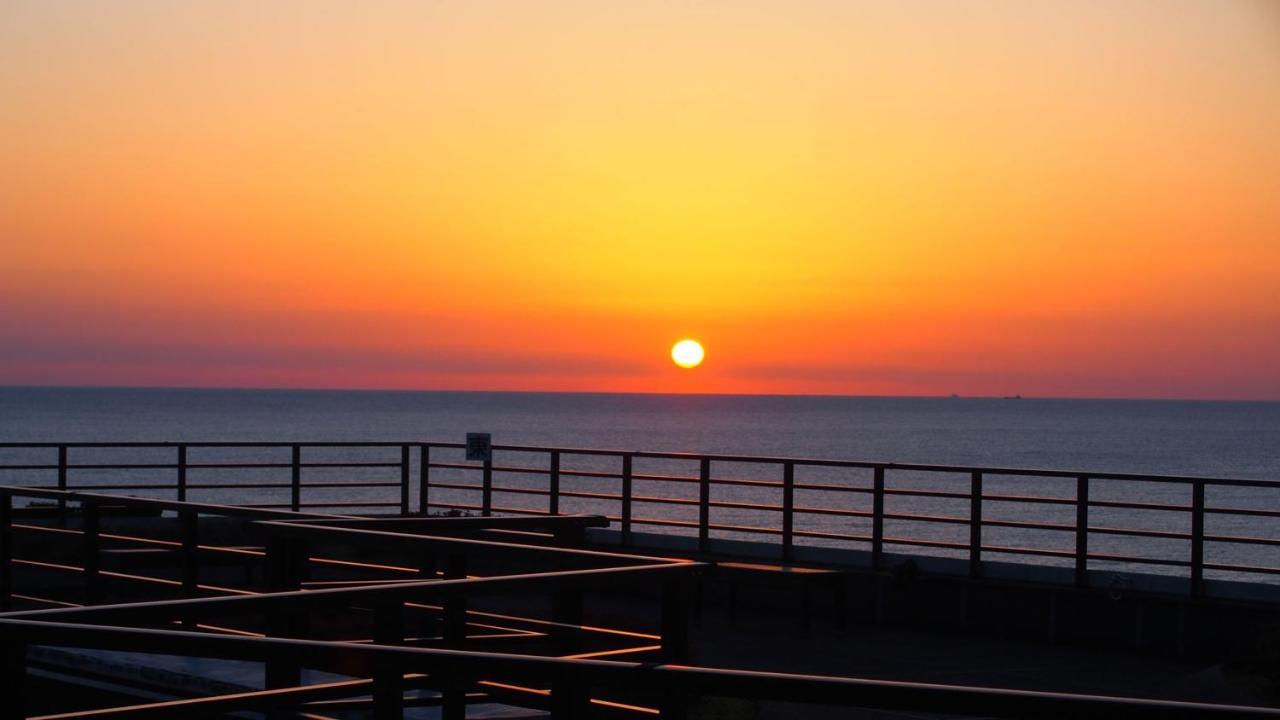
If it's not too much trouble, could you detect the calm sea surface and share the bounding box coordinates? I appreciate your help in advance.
[3,387,1279,584]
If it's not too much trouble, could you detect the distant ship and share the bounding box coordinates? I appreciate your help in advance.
[1002,394,1022,400]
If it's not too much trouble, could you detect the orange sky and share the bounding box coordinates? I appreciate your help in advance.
[2,1,1278,398]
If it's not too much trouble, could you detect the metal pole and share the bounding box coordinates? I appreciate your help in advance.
[57,445,68,515]
[698,458,711,554]
[782,462,795,562]
[482,452,493,517]
[373,601,405,720]
[621,454,633,545]
[290,445,302,512]
[969,471,982,579]
[176,445,188,502]
[549,451,561,516]
[1191,481,1206,598]
[1075,475,1089,588]
[399,445,410,516]
[419,444,431,515]
[872,467,885,570]
[83,501,102,605]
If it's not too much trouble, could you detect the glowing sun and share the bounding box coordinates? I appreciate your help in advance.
[671,339,705,369]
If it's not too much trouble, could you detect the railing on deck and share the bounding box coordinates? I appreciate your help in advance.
[2,441,1279,597]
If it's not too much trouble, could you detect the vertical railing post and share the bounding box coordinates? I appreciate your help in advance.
[659,575,692,720]
[698,457,711,554]
[660,576,691,662]
[373,600,406,720]
[969,471,983,579]
[176,444,187,502]
[419,444,431,515]
[782,462,795,562]
[180,509,198,598]
[265,536,306,693]
[0,495,12,612]
[549,451,561,516]
[872,466,885,570]
[621,454,633,545]
[1191,480,1206,598]
[290,445,301,512]
[82,501,102,605]
[399,444,411,516]
[180,509,198,629]
[1075,475,1089,587]
[481,451,493,517]
[442,575,468,720]
[57,445,68,516]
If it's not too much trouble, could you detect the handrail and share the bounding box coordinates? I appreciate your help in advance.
[2,440,1276,485]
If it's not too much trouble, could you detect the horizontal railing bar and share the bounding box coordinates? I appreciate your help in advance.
[792,482,870,493]
[981,518,1075,532]
[883,488,970,501]
[1202,562,1280,576]
[1202,533,1280,548]
[294,481,401,488]
[54,463,179,470]
[792,529,872,543]
[0,486,354,520]
[52,484,179,491]
[185,483,291,489]
[1204,506,1280,518]
[424,501,485,512]
[792,506,873,518]
[980,493,1077,506]
[297,502,401,508]
[426,481,483,492]
[1088,526,1192,541]
[1086,553,1190,568]
[1089,499,1191,512]
[882,511,970,525]
[980,544,1076,559]
[297,462,401,469]
[185,463,292,469]
[883,536,970,551]
[628,494,699,507]
[11,558,254,596]
[705,522,781,535]
[630,517,700,529]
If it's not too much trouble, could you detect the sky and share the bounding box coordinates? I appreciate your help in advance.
[2,1,1278,399]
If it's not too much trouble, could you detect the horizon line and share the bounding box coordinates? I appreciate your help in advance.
[2,382,1277,404]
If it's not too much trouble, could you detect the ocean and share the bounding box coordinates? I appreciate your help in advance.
[2,387,1279,584]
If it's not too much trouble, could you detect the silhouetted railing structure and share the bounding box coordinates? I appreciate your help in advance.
[2,485,1280,719]
[2,441,1280,597]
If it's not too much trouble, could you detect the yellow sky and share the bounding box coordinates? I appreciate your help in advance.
[2,1,1278,397]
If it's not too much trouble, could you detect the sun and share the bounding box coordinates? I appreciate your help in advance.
[671,339,705,369]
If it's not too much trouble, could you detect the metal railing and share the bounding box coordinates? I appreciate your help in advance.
[3,441,1280,597]
[3,485,1280,718]
[0,485,703,718]
[5,616,1280,719]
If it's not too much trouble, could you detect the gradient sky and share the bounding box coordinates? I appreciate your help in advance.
[2,1,1278,398]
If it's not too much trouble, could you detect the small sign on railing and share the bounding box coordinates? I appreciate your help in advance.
[465,433,492,462]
